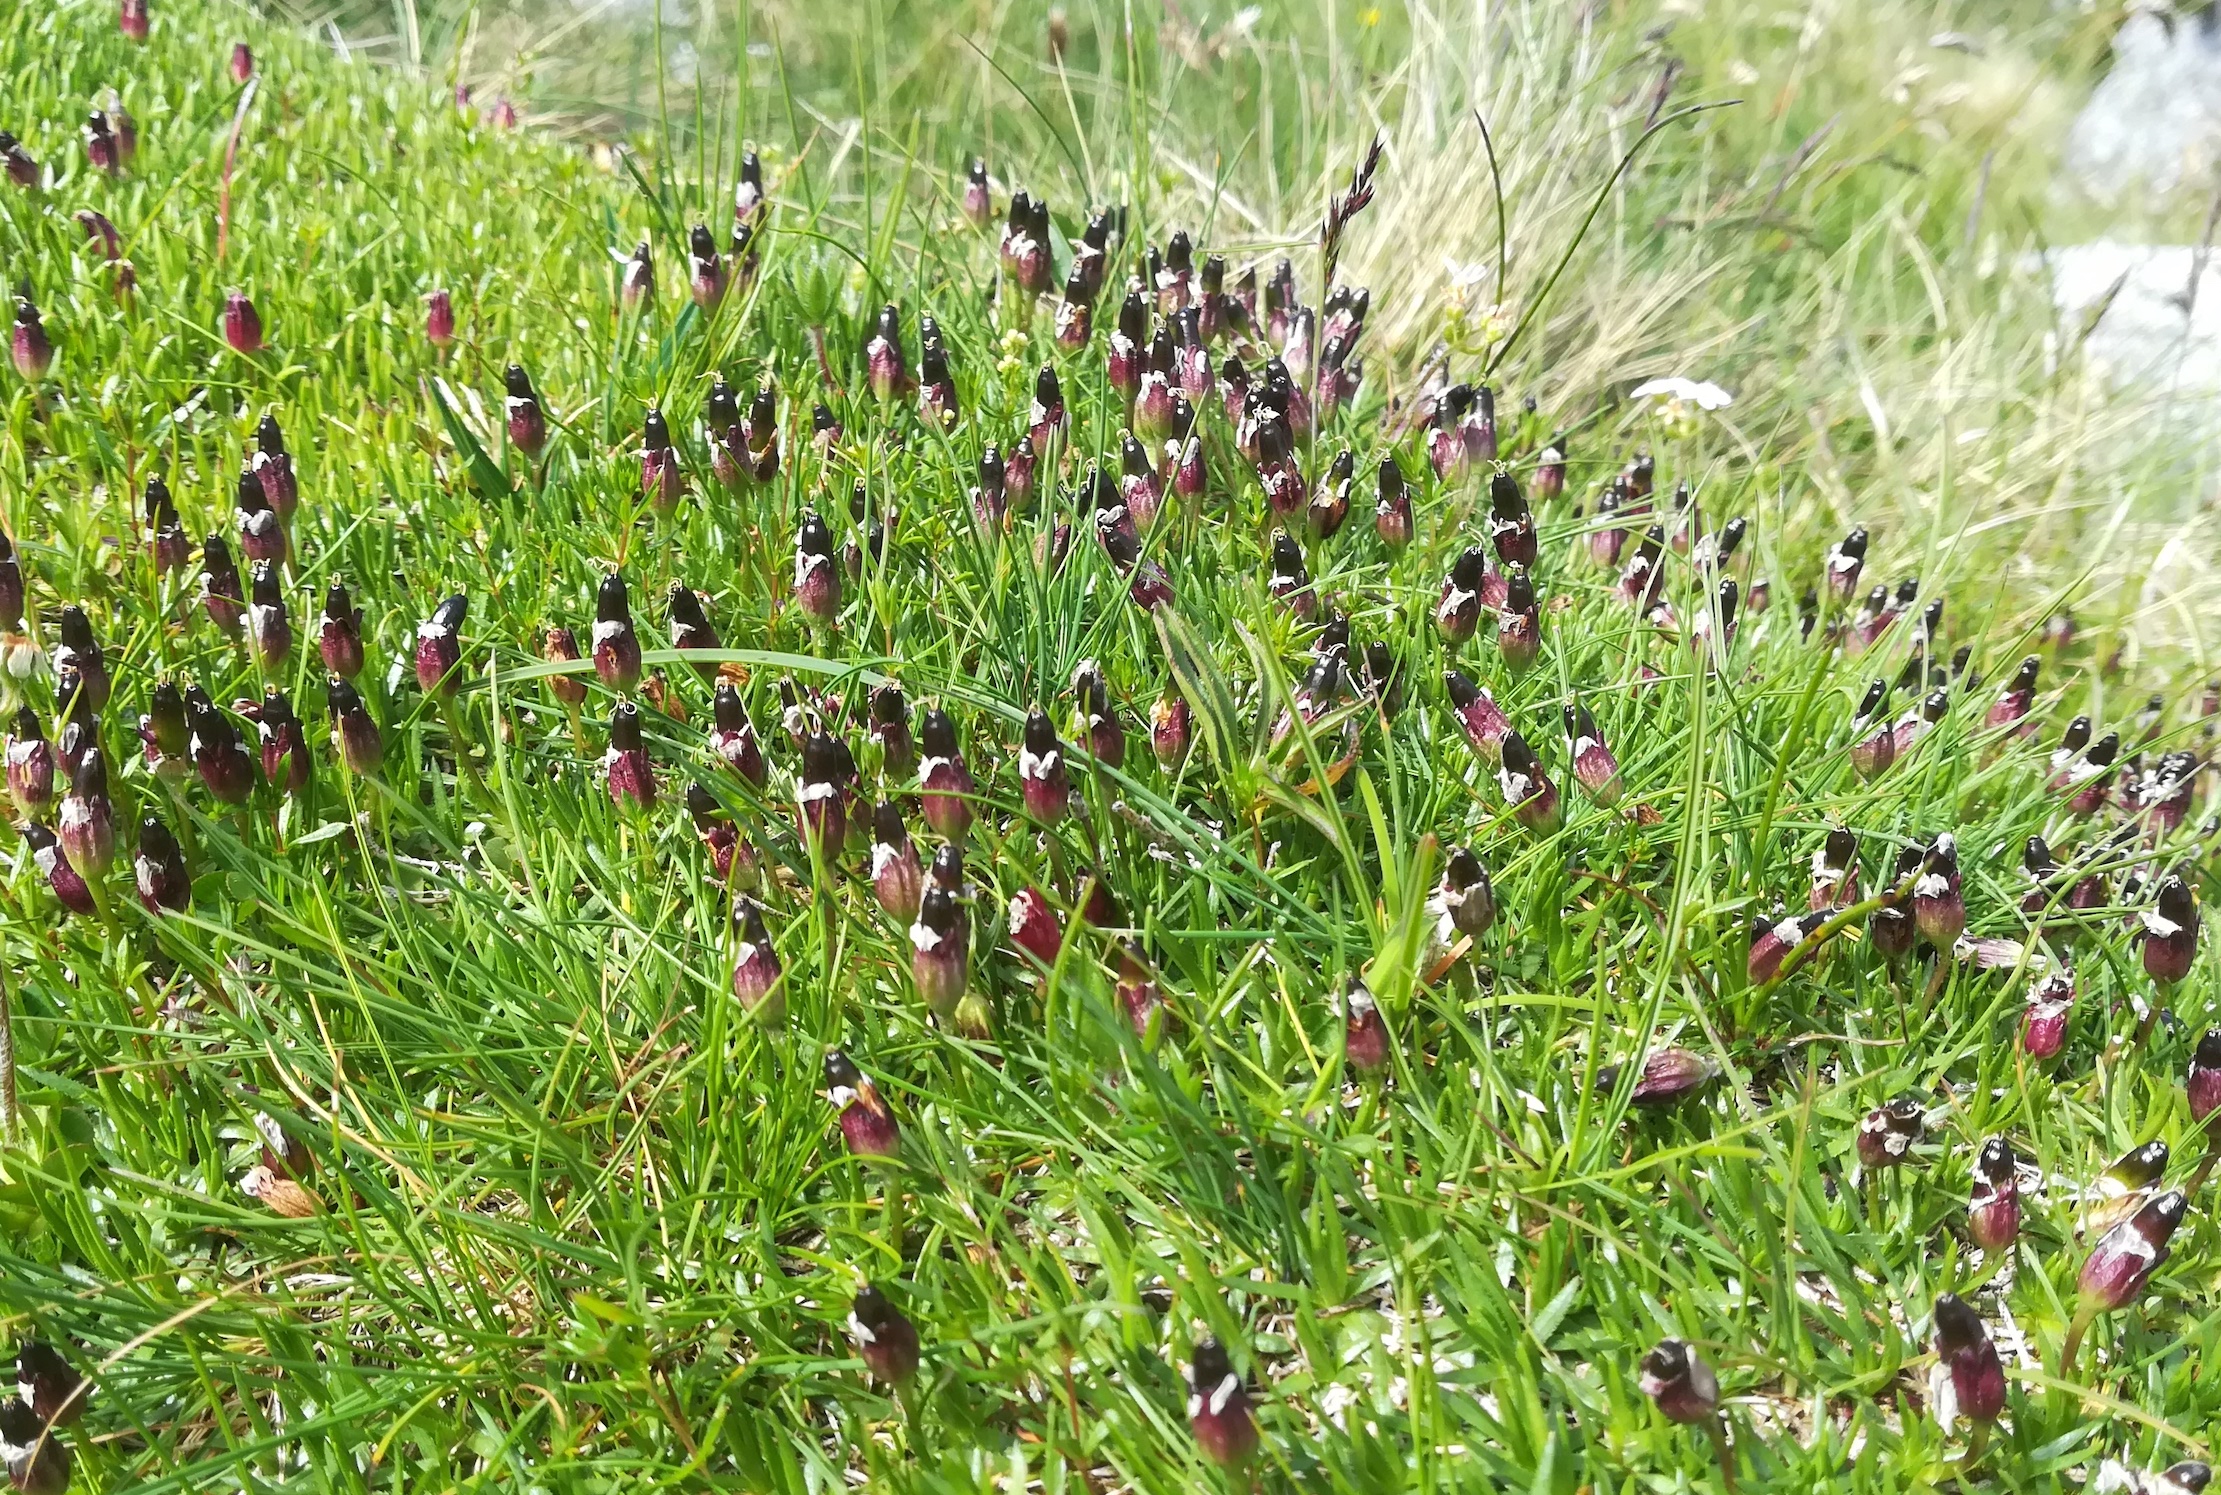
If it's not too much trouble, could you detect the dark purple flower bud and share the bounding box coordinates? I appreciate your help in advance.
[1931,1294,2006,1429]
[1305,448,1354,540]
[995,886,1057,968]
[603,700,655,810]
[48,606,106,716]
[1004,434,1038,513]
[256,687,311,796]
[2141,876,2199,984]
[918,708,975,841]
[1108,290,1147,399]
[1535,436,1567,501]
[415,594,467,697]
[1018,710,1072,825]
[2155,1463,2214,1495]
[246,562,290,672]
[0,132,37,189]
[84,112,121,175]
[146,475,189,573]
[319,582,365,679]
[2068,731,2120,816]
[0,532,22,632]
[488,97,518,129]
[425,289,455,348]
[1497,566,1541,674]
[686,223,725,309]
[253,412,298,519]
[693,684,761,789]
[1638,1340,1720,1424]
[504,365,546,456]
[1985,654,2039,732]
[2082,1140,2170,1244]
[186,691,253,803]
[1747,910,1810,985]
[2021,970,2073,1059]
[639,409,682,517]
[1856,1096,1925,1169]
[1914,834,1965,949]
[6,707,54,816]
[1187,1339,1259,1469]
[794,512,841,626]
[866,801,923,921]
[1498,730,1559,833]
[0,1386,72,1495]
[133,814,189,913]
[1433,846,1496,942]
[2078,1189,2185,1311]
[1825,526,1868,601]
[1810,826,1860,911]
[728,898,783,1020]
[910,885,968,1020]
[1488,470,1536,568]
[1561,701,1621,805]
[16,1341,84,1428]
[864,303,906,402]
[1114,432,1163,533]
[826,1049,899,1158]
[57,747,116,879]
[1967,1136,2021,1251]
[222,291,263,354]
[25,823,94,917]
[1141,687,1193,773]
[704,378,743,488]
[849,1284,920,1384]
[655,582,719,680]
[1074,662,1125,769]
[961,157,993,228]
[620,239,654,310]
[1054,264,1094,348]
[684,782,746,886]
[796,728,850,856]
[1446,669,1510,766]
[1848,680,1895,780]
[1328,977,1389,1073]
[867,683,914,782]
[326,677,382,775]
[1461,384,1497,463]
[227,41,254,81]
[117,0,149,37]
[2189,1029,2221,1122]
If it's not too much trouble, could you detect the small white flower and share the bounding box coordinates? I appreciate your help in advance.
[1630,376,1735,410]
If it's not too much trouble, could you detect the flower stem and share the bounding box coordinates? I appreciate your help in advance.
[1704,1414,1737,1495]
[2059,1303,2097,1378]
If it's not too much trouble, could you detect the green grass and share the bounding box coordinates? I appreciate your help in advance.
[0,0,2217,1490]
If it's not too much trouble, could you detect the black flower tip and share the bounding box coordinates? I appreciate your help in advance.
[1023,709,1058,757]
[504,364,534,399]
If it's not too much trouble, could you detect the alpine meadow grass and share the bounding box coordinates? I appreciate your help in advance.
[0,0,2217,1491]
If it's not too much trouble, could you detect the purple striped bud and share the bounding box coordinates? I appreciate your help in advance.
[585,572,641,694]
[1005,435,1038,513]
[639,409,682,517]
[1460,385,1497,463]
[1055,263,1093,348]
[705,378,743,488]
[1342,979,1391,1073]
[1536,437,1567,501]
[1151,688,1191,768]
[1930,1295,2006,1429]
[870,802,922,921]
[318,582,365,679]
[707,682,765,786]
[1563,701,1621,805]
[415,594,467,697]
[1075,662,1125,769]
[25,823,95,917]
[230,473,285,574]
[1497,567,1541,674]
[1587,482,1627,567]
[1498,730,1559,833]
[603,700,654,810]
[246,562,290,671]
[1638,1340,1719,1425]
[17,1340,84,1429]
[666,583,719,678]
[84,113,121,175]
[849,1285,920,1385]
[134,815,189,913]
[1488,470,1536,568]
[326,677,382,775]
[794,512,840,625]
[918,708,975,841]
[12,293,51,381]
[2084,1140,2169,1242]
[796,729,850,856]
[1747,910,1810,985]
[2078,1189,2185,1312]
[1848,681,1895,780]
[1810,826,1861,911]
[118,0,149,37]
[425,289,455,348]
[2021,970,2073,1058]
[1307,448,1353,540]
[1856,1096,1925,1169]
[1435,548,1488,646]
[222,291,262,354]
[1187,1340,1259,1469]
[504,365,546,456]
[2142,876,2199,984]
[685,782,744,885]
[1967,1136,2021,1251]
[2179,1028,2221,1127]
[252,413,298,519]
[2139,750,2198,838]
[2070,734,2123,816]
[146,475,189,573]
[1446,669,1510,765]
[1985,655,2039,732]
[1,132,37,189]
[1435,846,1496,940]
[867,683,913,781]
[230,41,254,81]
[620,240,654,310]
[0,532,22,634]
[961,158,993,227]
[1108,291,1146,399]
[687,224,725,309]
[1825,526,1868,601]
[1005,886,1061,967]
[1018,710,1071,825]
[972,445,1007,531]
[256,687,311,796]
[725,898,782,1020]
[7,708,53,816]
[1914,834,1965,949]
[50,607,107,716]
[910,885,968,1019]
[1267,531,1314,620]
[1119,433,1163,532]
[57,748,116,879]
[864,303,905,401]
[826,1049,899,1158]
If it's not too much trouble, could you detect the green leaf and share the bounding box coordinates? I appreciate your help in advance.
[429,377,512,504]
